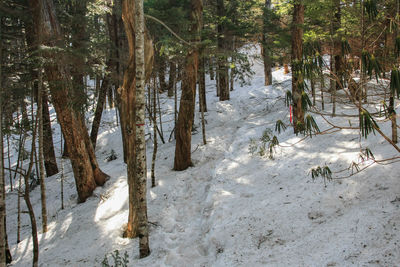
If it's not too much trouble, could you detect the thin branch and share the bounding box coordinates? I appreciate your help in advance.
[144,14,192,46]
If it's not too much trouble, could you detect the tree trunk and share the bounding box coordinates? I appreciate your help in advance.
[29,0,108,203]
[42,90,58,176]
[199,54,207,112]
[0,41,7,265]
[167,61,176,97]
[174,0,202,170]
[291,0,304,133]
[332,0,342,116]
[37,63,47,233]
[120,0,153,241]
[262,0,272,86]
[90,70,111,149]
[217,0,229,101]
[134,0,150,256]
[70,0,89,114]
[158,56,167,92]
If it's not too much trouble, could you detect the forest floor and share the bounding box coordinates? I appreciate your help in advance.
[6,45,400,266]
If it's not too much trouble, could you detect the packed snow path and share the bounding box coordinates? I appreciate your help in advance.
[7,48,400,266]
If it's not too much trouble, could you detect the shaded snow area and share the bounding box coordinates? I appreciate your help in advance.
[7,46,400,266]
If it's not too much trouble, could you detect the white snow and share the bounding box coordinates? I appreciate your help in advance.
[6,45,400,266]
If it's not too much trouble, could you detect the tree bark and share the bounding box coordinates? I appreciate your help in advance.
[121,0,154,241]
[174,0,202,170]
[167,61,176,97]
[262,0,273,86]
[41,90,58,176]
[37,62,47,233]
[217,0,229,101]
[332,0,342,116]
[199,54,207,112]
[0,42,7,265]
[90,70,111,149]
[291,0,305,133]
[134,0,150,256]
[29,0,108,203]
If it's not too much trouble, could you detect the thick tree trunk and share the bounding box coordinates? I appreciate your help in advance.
[121,0,154,240]
[262,0,272,86]
[291,0,305,133]
[29,0,108,203]
[174,0,202,170]
[217,0,229,101]
[70,0,89,114]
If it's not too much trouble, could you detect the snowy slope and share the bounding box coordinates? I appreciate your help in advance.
[6,45,400,266]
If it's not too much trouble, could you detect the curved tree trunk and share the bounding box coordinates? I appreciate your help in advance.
[29,0,108,203]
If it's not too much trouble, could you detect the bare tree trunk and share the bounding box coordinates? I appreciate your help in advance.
[217,0,229,101]
[151,79,157,188]
[332,0,342,117]
[0,44,7,266]
[134,0,150,256]
[199,54,207,112]
[174,0,202,170]
[25,114,39,267]
[37,62,47,233]
[90,69,111,149]
[121,0,153,242]
[29,0,108,203]
[291,0,305,133]
[42,90,58,176]
[167,61,176,97]
[262,0,272,86]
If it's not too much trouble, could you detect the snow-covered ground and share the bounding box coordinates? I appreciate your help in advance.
[6,46,400,266]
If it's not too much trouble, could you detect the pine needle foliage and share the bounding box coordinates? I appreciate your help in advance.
[360,108,379,139]
[390,68,400,99]
[303,114,320,137]
[275,120,287,134]
[310,165,332,181]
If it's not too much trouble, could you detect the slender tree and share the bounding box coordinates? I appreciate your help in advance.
[262,0,273,86]
[291,0,305,133]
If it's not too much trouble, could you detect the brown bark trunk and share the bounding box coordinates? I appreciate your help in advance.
[332,0,342,116]
[42,90,58,176]
[29,0,108,203]
[174,0,202,170]
[158,56,167,91]
[217,0,229,101]
[262,0,272,86]
[291,0,305,133]
[121,0,154,239]
[199,54,207,112]
[90,71,111,149]
[167,61,176,97]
